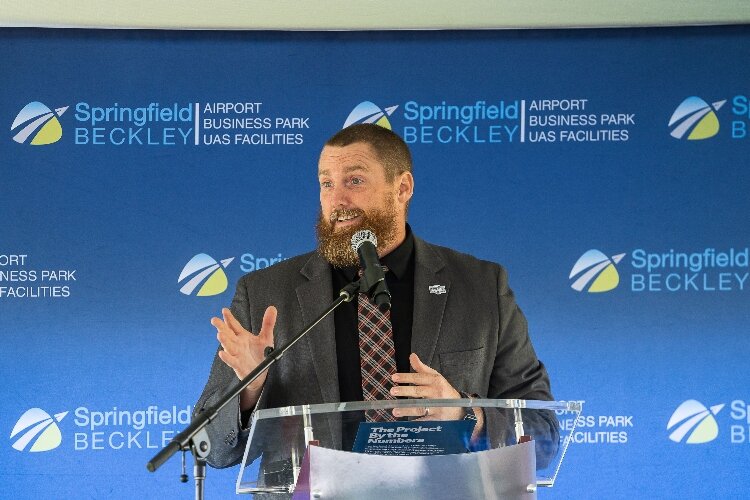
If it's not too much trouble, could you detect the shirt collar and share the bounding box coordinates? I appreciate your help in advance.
[380,224,414,280]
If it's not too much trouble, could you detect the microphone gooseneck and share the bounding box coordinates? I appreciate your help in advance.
[350,230,392,311]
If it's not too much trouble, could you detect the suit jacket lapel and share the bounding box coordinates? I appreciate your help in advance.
[296,253,340,404]
[411,237,449,367]
[295,253,342,448]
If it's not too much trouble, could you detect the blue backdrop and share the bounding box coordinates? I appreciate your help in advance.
[1,26,749,498]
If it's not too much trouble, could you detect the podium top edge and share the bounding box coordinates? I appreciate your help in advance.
[254,398,584,420]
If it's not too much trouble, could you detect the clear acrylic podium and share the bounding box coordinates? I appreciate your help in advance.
[237,399,582,499]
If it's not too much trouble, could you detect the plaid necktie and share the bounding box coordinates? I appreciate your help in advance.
[358,267,397,422]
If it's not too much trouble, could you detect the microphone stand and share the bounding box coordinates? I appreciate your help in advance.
[147,274,383,499]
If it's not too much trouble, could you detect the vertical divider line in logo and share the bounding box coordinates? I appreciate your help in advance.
[520,100,526,143]
[194,102,200,145]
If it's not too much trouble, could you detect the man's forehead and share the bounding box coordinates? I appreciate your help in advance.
[318,143,384,175]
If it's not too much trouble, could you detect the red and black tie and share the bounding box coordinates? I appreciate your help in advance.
[357,267,397,422]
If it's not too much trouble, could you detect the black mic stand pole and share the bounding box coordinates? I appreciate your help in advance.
[146,276,379,498]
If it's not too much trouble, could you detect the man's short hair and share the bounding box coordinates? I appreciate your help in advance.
[325,124,412,181]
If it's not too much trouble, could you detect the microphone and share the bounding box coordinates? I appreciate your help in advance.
[350,230,391,311]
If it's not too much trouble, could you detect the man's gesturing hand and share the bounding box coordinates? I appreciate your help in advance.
[211,306,276,411]
[389,353,463,421]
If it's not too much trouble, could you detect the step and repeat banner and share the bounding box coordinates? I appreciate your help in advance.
[1,27,748,498]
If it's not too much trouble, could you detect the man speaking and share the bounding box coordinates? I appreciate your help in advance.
[195,123,553,468]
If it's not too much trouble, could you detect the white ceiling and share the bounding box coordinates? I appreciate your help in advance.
[2,1,749,29]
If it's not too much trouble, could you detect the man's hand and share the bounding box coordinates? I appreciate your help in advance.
[211,306,276,411]
[389,353,463,421]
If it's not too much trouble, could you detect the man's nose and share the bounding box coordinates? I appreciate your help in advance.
[328,184,350,208]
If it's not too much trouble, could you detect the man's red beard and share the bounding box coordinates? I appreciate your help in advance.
[316,203,399,268]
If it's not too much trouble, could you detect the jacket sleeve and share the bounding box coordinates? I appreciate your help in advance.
[488,265,553,401]
[482,265,560,468]
[193,276,258,469]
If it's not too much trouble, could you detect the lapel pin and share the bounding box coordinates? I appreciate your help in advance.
[428,284,447,295]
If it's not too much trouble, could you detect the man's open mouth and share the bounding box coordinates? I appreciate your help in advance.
[331,209,363,223]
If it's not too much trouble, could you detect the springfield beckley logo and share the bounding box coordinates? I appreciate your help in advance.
[344,101,399,129]
[669,96,726,140]
[667,400,725,444]
[178,253,234,296]
[569,250,626,293]
[10,408,68,452]
[12,101,69,145]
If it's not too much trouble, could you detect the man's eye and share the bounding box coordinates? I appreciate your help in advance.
[350,177,364,185]
[320,180,332,188]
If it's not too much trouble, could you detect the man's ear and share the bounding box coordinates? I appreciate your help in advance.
[397,171,414,204]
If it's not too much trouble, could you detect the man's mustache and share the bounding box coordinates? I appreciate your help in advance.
[328,208,365,223]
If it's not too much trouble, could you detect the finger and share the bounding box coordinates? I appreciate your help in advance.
[217,329,238,355]
[215,320,238,349]
[392,407,430,418]
[412,415,438,422]
[409,353,438,374]
[222,308,246,336]
[217,349,239,369]
[392,372,439,386]
[390,384,434,399]
[212,317,235,347]
[258,306,277,343]
[210,316,227,331]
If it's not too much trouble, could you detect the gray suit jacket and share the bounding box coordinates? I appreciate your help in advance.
[194,235,553,469]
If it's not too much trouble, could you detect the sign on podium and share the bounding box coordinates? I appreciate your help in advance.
[236,399,583,499]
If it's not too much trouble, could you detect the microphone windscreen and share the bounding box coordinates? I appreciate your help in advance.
[350,229,378,252]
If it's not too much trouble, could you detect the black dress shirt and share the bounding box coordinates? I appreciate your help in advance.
[241,228,415,431]
[331,226,415,403]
